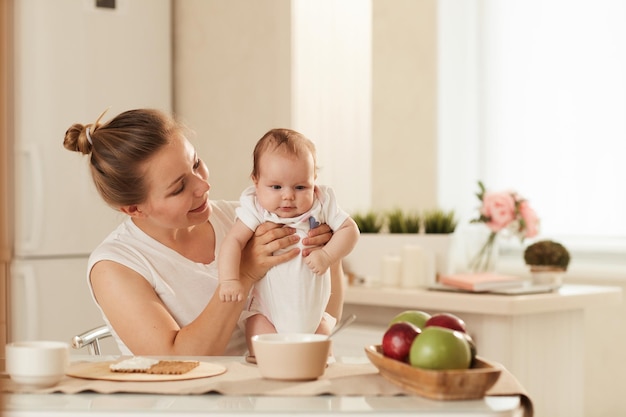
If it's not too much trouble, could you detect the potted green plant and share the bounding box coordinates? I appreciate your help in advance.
[352,210,384,233]
[524,240,570,270]
[345,208,458,287]
[523,240,571,287]
[422,209,458,234]
[386,208,420,233]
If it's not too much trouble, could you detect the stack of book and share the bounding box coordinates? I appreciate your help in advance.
[438,272,526,292]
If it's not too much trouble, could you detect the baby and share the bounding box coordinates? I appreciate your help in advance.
[217,128,359,350]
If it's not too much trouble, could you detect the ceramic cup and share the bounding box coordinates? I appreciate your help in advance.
[6,341,69,388]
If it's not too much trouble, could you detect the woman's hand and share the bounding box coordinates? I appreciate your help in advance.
[239,222,300,284]
[301,223,332,257]
[239,222,333,282]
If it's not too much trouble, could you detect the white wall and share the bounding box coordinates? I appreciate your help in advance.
[437,0,481,217]
[291,0,372,214]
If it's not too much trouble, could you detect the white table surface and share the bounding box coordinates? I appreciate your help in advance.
[1,355,525,417]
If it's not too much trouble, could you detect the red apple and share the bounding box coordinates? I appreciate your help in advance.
[462,333,478,366]
[382,322,421,362]
[424,312,467,333]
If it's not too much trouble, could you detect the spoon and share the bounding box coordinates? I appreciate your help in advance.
[327,314,357,339]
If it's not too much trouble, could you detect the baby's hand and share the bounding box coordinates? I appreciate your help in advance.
[219,280,245,302]
[304,249,332,275]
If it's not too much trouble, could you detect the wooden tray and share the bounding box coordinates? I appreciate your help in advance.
[364,345,501,400]
[66,361,227,382]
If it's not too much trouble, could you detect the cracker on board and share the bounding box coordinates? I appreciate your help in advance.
[109,357,200,375]
[146,360,200,375]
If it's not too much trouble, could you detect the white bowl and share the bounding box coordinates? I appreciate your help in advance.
[6,341,69,388]
[251,333,331,381]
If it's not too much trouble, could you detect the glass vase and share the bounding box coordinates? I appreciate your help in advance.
[464,226,499,273]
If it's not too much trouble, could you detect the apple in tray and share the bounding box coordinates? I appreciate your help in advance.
[381,322,421,362]
[424,313,467,333]
[366,310,501,400]
[389,310,431,330]
[409,326,471,370]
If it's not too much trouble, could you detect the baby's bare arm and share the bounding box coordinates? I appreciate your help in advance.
[218,220,255,301]
[303,217,359,274]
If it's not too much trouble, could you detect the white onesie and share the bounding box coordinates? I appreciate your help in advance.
[237,184,349,333]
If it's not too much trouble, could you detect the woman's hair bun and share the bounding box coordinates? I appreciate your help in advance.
[63,123,91,155]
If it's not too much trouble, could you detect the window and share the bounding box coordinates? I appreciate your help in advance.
[439,0,626,272]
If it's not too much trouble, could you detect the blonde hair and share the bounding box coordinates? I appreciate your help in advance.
[251,128,318,180]
[63,108,185,208]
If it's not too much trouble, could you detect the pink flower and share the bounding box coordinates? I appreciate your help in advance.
[470,181,540,272]
[518,200,539,238]
[481,191,516,232]
[472,181,540,242]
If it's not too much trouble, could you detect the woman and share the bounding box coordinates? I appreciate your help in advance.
[63,108,343,356]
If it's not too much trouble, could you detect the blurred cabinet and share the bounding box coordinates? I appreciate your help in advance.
[0,265,5,360]
[343,284,621,417]
[0,0,10,363]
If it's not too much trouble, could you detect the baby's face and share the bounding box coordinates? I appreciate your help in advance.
[254,150,316,218]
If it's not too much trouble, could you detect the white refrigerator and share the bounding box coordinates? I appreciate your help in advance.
[8,0,172,352]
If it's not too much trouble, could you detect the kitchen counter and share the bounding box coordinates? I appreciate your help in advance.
[1,355,526,417]
[344,283,622,315]
[341,284,622,417]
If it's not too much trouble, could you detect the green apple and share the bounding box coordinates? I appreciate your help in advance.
[388,310,431,330]
[409,326,471,370]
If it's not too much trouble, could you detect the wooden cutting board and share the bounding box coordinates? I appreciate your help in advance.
[66,361,227,382]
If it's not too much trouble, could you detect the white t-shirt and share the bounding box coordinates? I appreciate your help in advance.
[87,200,246,355]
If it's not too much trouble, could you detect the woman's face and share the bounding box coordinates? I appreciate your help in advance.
[137,133,211,229]
[253,150,315,218]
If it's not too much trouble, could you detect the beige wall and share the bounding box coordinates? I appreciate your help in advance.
[371,0,438,212]
[173,0,292,202]
[173,0,439,211]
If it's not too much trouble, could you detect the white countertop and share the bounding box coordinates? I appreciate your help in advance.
[344,284,622,315]
[3,393,524,417]
[1,355,525,417]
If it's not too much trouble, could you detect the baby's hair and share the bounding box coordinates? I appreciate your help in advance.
[63,108,185,208]
[251,128,318,180]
